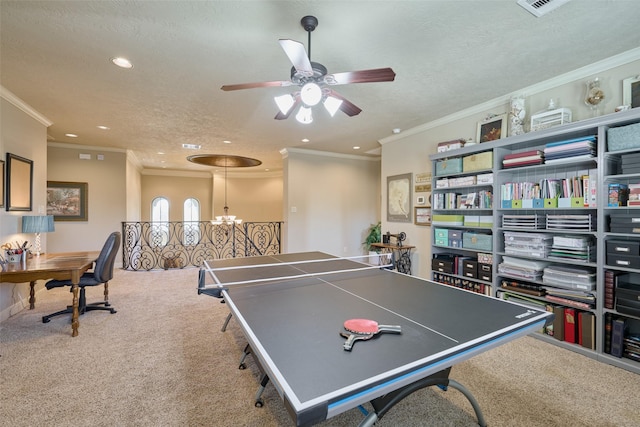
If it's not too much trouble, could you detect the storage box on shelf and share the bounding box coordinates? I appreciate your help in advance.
[431,149,496,296]
[429,108,640,374]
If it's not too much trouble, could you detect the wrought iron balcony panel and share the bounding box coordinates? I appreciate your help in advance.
[122,221,283,271]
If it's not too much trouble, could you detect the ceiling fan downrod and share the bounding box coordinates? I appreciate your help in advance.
[300,15,318,60]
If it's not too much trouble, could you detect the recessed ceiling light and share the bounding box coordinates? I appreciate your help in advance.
[301,138,310,143]
[265,168,270,171]
[353,146,361,150]
[97,125,110,130]
[157,151,165,155]
[392,128,401,134]
[65,133,78,138]
[182,143,201,150]
[223,140,232,144]
[111,57,133,69]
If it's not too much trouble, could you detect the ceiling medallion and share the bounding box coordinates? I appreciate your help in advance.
[187,154,262,226]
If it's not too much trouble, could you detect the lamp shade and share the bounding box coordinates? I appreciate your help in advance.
[22,215,55,234]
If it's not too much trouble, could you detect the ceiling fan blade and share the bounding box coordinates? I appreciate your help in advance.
[275,97,301,120]
[221,80,293,91]
[279,39,313,77]
[326,90,362,117]
[324,67,396,85]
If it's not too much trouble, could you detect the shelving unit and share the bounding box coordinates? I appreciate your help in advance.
[429,108,640,374]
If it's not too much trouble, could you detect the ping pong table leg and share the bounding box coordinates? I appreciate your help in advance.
[362,368,487,427]
[221,312,232,332]
[254,374,270,407]
[239,343,251,369]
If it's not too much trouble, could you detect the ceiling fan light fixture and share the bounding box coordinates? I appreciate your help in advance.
[323,96,343,117]
[300,82,322,106]
[296,106,313,124]
[274,93,296,115]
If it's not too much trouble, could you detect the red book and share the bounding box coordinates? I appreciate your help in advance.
[503,150,543,160]
[564,308,577,344]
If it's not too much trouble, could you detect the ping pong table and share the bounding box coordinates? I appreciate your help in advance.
[199,251,553,427]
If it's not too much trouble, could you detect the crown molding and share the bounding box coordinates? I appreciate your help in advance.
[281,147,381,162]
[380,47,640,145]
[1,85,53,127]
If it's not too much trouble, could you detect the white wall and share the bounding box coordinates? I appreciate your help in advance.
[380,49,640,280]
[47,145,127,254]
[283,148,381,257]
[0,91,51,320]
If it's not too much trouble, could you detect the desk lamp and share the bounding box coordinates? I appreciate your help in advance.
[22,215,55,256]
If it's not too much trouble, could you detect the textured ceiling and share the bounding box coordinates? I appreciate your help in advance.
[1,1,639,174]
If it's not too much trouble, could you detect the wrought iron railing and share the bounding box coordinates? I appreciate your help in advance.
[121,221,282,271]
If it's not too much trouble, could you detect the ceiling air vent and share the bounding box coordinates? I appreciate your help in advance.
[517,0,571,17]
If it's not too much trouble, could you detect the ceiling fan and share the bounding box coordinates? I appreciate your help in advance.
[220,15,396,123]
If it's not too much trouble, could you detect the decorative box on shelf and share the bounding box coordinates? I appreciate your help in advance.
[530,108,572,132]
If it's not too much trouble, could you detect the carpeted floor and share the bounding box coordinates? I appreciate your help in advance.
[1,268,638,427]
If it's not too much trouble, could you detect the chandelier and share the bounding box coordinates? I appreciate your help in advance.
[187,154,262,225]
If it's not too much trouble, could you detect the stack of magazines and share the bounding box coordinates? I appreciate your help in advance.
[498,256,549,281]
[548,235,595,262]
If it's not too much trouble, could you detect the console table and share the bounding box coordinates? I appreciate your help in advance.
[370,243,415,275]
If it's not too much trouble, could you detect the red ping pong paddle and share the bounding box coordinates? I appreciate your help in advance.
[341,318,401,351]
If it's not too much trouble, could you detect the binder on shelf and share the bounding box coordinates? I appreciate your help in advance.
[564,308,577,344]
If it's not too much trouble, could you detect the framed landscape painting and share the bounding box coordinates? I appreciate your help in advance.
[47,181,88,221]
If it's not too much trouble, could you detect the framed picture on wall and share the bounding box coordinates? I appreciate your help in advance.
[414,207,431,226]
[476,113,507,143]
[0,160,4,208]
[6,153,33,211]
[387,173,412,223]
[47,181,88,221]
[623,75,640,108]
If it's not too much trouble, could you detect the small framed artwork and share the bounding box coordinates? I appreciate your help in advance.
[47,181,89,221]
[623,75,640,108]
[415,207,431,226]
[0,160,4,208]
[6,153,33,211]
[477,113,507,143]
[387,173,412,223]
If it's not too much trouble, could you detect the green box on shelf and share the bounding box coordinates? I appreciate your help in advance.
[434,228,449,240]
[463,232,492,251]
[464,215,480,226]
[544,198,558,208]
[478,216,493,227]
[512,200,522,209]
[435,158,463,176]
[571,197,584,208]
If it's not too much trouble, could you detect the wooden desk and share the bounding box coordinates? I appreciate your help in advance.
[0,251,100,337]
[370,243,416,275]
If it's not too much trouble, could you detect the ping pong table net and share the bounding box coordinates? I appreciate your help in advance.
[198,254,394,293]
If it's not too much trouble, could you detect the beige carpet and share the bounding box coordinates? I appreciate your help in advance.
[1,268,639,427]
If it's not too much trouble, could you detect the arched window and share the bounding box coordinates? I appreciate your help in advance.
[183,198,200,245]
[151,197,169,247]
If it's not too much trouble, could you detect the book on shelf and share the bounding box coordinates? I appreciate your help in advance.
[578,311,595,350]
[546,295,594,310]
[624,336,640,362]
[611,318,627,358]
[605,313,613,354]
[564,308,578,344]
[552,305,565,341]
[503,150,544,160]
[604,270,616,309]
[608,183,629,207]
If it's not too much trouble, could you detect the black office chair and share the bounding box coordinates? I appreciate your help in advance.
[42,232,121,323]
